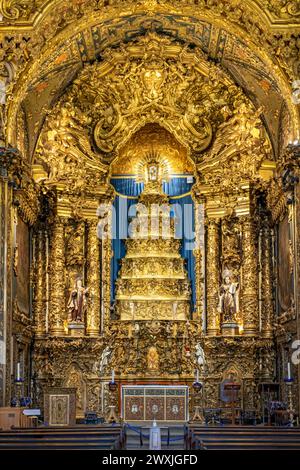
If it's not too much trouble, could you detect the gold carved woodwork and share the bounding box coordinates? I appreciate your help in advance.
[65,220,85,289]
[241,216,259,336]
[206,218,220,336]
[49,218,66,336]
[34,32,266,189]
[221,216,242,275]
[260,219,274,338]
[33,229,47,337]
[86,219,101,337]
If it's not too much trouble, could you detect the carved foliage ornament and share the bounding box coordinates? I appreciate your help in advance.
[266,0,300,18]
[36,33,253,185]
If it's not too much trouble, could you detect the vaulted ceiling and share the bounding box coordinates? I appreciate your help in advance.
[1,0,299,162]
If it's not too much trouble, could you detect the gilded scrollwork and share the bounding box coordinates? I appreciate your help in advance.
[49,218,66,336]
[36,32,262,181]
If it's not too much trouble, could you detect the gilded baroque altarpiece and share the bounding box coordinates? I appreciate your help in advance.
[0,0,299,418]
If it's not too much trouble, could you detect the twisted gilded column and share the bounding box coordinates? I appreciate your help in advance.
[206,218,220,336]
[241,216,259,336]
[261,220,274,338]
[86,219,100,337]
[34,229,47,337]
[49,218,65,336]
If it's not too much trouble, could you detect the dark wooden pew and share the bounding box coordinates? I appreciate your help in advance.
[185,425,300,450]
[0,424,126,450]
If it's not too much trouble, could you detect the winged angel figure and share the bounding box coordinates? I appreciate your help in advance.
[40,103,106,180]
[208,103,263,160]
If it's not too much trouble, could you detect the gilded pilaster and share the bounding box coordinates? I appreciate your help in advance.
[49,218,65,336]
[34,230,47,337]
[193,199,205,325]
[0,170,9,405]
[241,216,259,336]
[261,220,273,338]
[206,218,220,336]
[86,219,100,337]
[0,148,22,405]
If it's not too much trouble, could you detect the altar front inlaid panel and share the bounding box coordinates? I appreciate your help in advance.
[122,386,188,422]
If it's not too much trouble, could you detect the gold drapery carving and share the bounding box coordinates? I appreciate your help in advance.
[49,219,65,336]
[86,219,100,337]
[206,218,220,336]
[241,216,259,336]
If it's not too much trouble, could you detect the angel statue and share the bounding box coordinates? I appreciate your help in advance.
[99,346,111,374]
[195,343,206,369]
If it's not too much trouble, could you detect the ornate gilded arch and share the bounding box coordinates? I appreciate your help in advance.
[2,0,298,165]
[31,32,271,192]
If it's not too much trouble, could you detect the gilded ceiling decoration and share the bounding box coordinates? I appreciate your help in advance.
[33,32,266,189]
[0,0,297,165]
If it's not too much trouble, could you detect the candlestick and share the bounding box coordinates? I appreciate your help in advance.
[196,369,199,383]
[112,369,115,383]
[287,362,291,380]
[17,362,20,381]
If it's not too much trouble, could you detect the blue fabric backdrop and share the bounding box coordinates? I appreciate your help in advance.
[110,176,196,313]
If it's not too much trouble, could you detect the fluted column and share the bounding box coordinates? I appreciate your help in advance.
[206,218,220,336]
[86,220,100,337]
[261,221,274,338]
[241,216,259,336]
[49,218,65,336]
[34,229,47,337]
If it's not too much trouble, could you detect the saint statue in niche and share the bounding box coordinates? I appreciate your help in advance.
[67,278,89,322]
[218,269,239,323]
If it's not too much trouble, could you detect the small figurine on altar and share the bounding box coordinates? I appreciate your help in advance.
[67,278,89,322]
[195,343,206,369]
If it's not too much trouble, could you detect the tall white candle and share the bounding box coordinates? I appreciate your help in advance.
[112,369,115,383]
[17,362,20,381]
[287,362,291,380]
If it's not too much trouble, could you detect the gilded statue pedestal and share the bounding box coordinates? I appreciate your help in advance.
[221,322,239,336]
[68,322,85,337]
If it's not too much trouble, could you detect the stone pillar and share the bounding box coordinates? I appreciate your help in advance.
[241,216,259,336]
[206,218,220,336]
[261,220,273,338]
[34,229,47,337]
[49,218,65,336]
[86,219,100,337]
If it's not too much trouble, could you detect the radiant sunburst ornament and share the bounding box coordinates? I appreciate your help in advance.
[136,149,170,189]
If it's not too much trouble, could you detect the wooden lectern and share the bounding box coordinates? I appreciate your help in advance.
[0,407,32,430]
